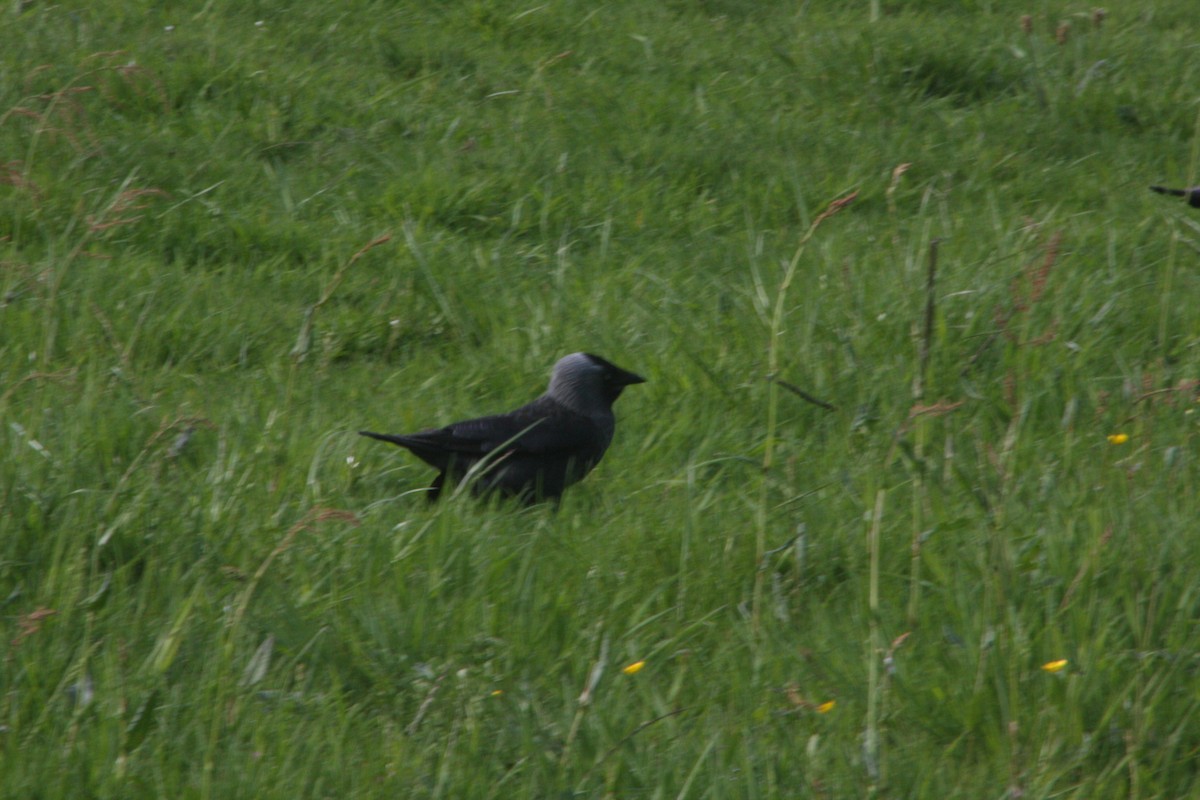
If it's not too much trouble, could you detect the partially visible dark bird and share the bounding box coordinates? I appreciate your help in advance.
[360,353,646,502]
[1150,184,1200,208]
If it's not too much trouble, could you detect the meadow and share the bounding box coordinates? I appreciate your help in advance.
[3,1,1200,797]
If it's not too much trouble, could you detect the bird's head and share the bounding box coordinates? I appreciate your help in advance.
[547,352,646,413]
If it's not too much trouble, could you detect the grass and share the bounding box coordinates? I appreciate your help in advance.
[4,1,1200,797]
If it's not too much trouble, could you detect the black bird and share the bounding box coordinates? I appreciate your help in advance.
[360,353,645,502]
[1150,184,1200,208]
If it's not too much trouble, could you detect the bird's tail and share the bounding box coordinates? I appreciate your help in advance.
[359,430,412,447]
[1150,185,1187,198]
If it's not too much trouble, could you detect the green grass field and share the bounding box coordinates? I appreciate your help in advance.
[4,2,1200,797]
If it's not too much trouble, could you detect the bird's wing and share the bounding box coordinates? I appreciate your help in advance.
[424,401,600,457]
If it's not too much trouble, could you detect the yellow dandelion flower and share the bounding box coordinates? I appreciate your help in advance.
[1107,433,1129,445]
[490,689,504,696]
[1041,659,1069,673]
[817,700,836,714]
[622,660,646,675]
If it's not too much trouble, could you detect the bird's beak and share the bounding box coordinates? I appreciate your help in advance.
[617,368,646,386]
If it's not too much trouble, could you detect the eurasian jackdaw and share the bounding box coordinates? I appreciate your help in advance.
[1150,184,1200,208]
[360,353,645,502]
